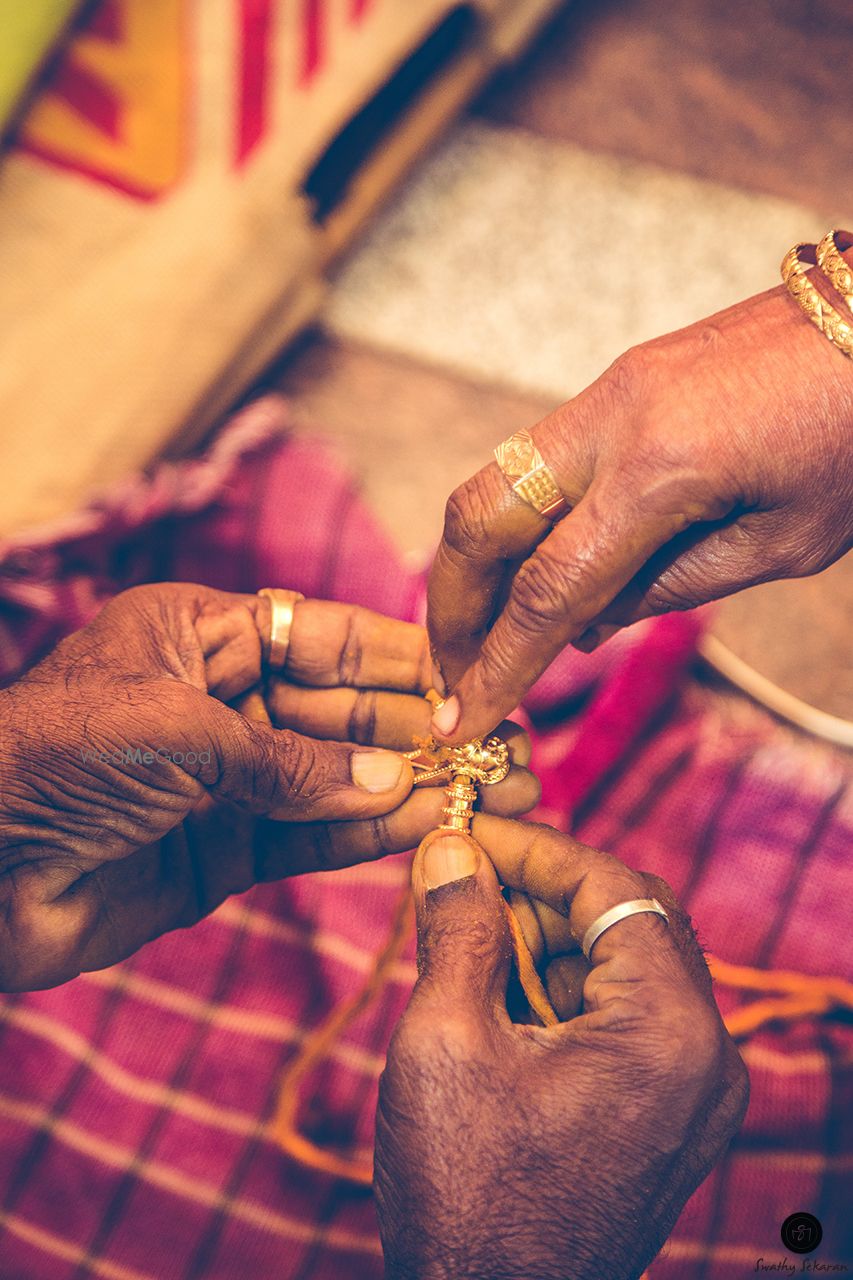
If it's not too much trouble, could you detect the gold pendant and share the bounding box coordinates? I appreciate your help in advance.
[404,733,510,833]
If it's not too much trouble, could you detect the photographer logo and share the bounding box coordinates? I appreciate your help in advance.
[781,1214,823,1256]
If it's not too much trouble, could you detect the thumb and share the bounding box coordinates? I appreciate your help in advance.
[173,686,414,821]
[410,829,512,1016]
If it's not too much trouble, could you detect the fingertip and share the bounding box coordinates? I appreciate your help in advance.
[478,766,540,817]
[498,720,532,768]
[429,695,460,739]
[417,831,480,892]
[431,677,509,746]
[412,827,504,905]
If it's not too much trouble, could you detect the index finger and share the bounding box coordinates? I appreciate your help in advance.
[427,461,551,689]
[431,476,691,742]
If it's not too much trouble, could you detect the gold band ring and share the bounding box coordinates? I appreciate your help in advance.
[816,228,853,317]
[257,588,304,669]
[494,428,570,520]
[781,242,853,359]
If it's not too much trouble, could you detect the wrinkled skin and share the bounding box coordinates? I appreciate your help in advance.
[376,817,749,1280]
[0,583,539,990]
[428,278,853,741]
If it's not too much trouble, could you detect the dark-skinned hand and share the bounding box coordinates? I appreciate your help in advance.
[428,274,853,742]
[375,818,749,1280]
[0,584,539,990]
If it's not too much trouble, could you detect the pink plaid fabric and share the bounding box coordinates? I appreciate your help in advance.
[0,396,850,1278]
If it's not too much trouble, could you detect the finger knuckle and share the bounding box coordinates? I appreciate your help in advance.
[346,690,379,745]
[443,470,497,559]
[639,871,675,905]
[605,343,656,406]
[336,607,366,686]
[396,1003,485,1069]
[507,554,573,633]
[473,629,518,694]
[367,812,394,858]
[278,731,324,805]
[643,574,697,614]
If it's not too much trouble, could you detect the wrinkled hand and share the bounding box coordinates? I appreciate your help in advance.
[375,817,748,1280]
[428,277,853,741]
[0,584,539,990]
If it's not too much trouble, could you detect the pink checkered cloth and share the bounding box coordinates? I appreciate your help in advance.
[0,397,850,1278]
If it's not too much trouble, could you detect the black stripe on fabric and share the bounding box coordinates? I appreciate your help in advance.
[146,515,179,587]
[571,694,689,835]
[816,1027,853,1261]
[687,773,846,1276]
[678,753,754,915]
[181,890,369,1280]
[693,1157,734,1280]
[70,914,253,1280]
[289,945,406,1280]
[594,742,700,858]
[753,780,847,970]
[0,971,131,1227]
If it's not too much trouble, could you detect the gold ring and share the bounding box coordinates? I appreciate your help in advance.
[257,588,304,669]
[781,242,853,358]
[816,228,853,317]
[494,428,570,520]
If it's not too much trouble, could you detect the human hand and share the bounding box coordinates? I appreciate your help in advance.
[0,584,538,990]
[428,278,853,741]
[375,817,748,1280]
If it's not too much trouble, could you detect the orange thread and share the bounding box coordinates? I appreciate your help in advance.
[504,900,559,1027]
[708,956,853,1040]
[271,895,853,1183]
[270,882,414,1185]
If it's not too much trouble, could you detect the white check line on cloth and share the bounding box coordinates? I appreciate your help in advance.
[213,897,417,983]
[5,1005,261,1140]
[81,968,388,1074]
[0,1093,384,1257]
[0,1209,157,1280]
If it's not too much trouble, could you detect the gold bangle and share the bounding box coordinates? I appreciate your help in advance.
[780,241,853,359]
[815,228,853,317]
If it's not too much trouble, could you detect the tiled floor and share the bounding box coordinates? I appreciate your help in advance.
[274,1,853,721]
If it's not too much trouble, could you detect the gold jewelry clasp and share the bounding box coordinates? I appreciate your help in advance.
[404,734,510,832]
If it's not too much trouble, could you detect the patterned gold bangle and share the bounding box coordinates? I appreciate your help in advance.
[815,228,853,317]
[781,241,853,359]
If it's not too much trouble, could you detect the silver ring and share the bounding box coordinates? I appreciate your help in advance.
[581,898,668,960]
